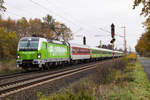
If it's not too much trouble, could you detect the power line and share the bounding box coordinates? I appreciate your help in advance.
[30,0,80,27]
[6,11,23,18]
[30,0,100,36]
[99,27,125,38]
[29,0,89,36]
[45,0,106,36]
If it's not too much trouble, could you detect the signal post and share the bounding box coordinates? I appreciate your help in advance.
[110,23,115,58]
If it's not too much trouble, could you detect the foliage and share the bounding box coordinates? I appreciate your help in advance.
[0,59,23,75]
[133,0,150,56]
[92,59,126,84]
[135,14,150,56]
[0,15,72,41]
[0,27,18,59]
[126,53,137,61]
[37,91,95,100]
[0,0,6,13]
[133,0,150,16]
[108,59,150,100]
[135,29,150,56]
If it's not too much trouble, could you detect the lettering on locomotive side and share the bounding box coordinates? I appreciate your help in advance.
[48,45,67,56]
[21,52,36,54]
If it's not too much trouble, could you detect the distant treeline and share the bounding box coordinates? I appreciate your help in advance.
[0,14,73,60]
[136,18,150,56]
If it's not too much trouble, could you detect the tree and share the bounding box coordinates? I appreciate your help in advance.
[54,22,72,41]
[17,17,28,37]
[43,14,55,30]
[133,0,150,56]
[0,0,6,13]
[42,14,55,39]
[133,0,150,16]
[0,27,18,59]
[29,18,42,36]
[135,30,150,56]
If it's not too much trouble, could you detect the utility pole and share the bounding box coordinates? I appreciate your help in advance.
[129,46,131,53]
[99,40,102,47]
[121,26,127,56]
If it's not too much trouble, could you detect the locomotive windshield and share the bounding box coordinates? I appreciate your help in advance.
[18,38,39,51]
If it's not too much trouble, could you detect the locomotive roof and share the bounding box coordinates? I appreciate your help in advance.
[20,37,47,42]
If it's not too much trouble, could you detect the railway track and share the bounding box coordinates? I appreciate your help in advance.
[0,61,99,86]
[0,71,35,80]
[0,69,56,80]
[0,61,97,81]
[0,61,102,98]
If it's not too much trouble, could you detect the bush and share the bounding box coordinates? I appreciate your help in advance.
[126,53,137,63]
[0,59,23,75]
[37,91,95,100]
[92,59,126,84]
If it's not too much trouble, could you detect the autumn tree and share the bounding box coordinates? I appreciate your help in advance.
[43,14,72,41]
[0,0,6,13]
[29,18,42,36]
[54,22,72,41]
[17,17,29,37]
[43,14,55,30]
[135,29,150,56]
[133,0,150,56]
[43,14,55,39]
[0,27,18,59]
[133,0,150,16]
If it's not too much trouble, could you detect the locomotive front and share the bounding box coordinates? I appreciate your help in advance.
[16,37,46,70]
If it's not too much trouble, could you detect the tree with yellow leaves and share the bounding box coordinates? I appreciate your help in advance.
[0,27,18,59]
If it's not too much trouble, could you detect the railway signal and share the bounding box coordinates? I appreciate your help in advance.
[110,23,115,44]
[83,36,86,45]
[111,23,115,38]
[110,38,116,43]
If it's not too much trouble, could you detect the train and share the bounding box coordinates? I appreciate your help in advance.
[16,37,123,70]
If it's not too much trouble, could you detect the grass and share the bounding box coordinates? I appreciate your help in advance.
[37,54,150,100]
[106,60,150,100]
[0,59,23,75]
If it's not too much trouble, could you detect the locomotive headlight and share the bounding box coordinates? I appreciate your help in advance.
[17,54,20,59]
[37,53,41,59]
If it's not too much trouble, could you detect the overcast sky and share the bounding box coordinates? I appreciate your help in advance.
[3,0,145,51]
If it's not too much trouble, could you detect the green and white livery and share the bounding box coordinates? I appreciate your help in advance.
[17,37,70,70]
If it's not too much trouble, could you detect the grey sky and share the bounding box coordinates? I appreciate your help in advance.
[3,0,145,51]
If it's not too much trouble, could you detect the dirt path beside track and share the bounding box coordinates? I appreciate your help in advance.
[138,56,150,81]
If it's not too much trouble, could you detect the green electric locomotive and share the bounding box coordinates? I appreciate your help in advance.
[17,37,70,70]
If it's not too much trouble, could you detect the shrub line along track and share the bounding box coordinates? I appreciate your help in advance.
[0,61,106,98]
